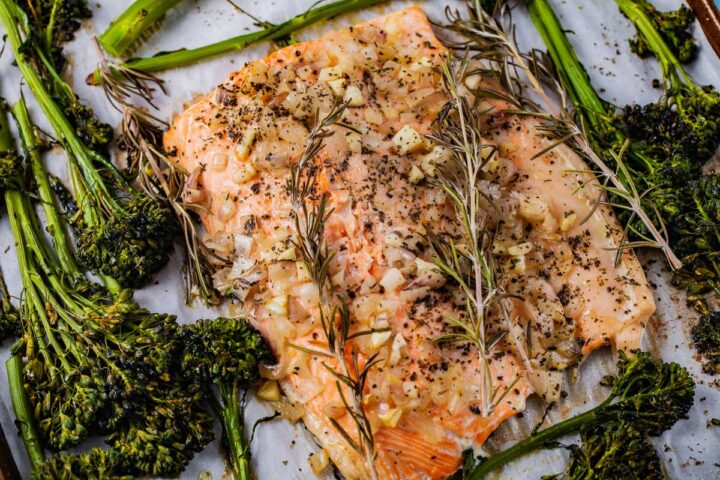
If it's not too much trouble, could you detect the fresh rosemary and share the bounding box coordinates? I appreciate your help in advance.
[94,55,227,304]
[287,103,381,480]
[443,0,680,269]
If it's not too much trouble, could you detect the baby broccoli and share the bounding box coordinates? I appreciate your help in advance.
[623,0,697,63]
[544,421,664,480]
[32,448,131,480]
[4,96,213,477]
[0,0,177,289]
[463,350,694,478]
[98,0,181,57]
[180,317,275,480]
[692,312,720,374]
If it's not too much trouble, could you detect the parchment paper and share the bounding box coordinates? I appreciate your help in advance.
[0,1,718,479]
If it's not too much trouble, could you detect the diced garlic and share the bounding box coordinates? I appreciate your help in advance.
[370,330,393,348]
[343,85,364,107]
[509,255,526,274]
[309,450,330,475]
[235,128,257,162]
[519,195,550,223]
[331,269,345,287]
[326,78,347,97]
[393,125,426,155]
[420,146,450,176]
[389,334,407,365]
[499,141,518,157]
[211,152,228,171]
[318,66,343,82]
[365,108,384,125]
[383,232,403,248]
[296,262,311,282]
[277,246,297,261]
[560,212,577,232]
[266,295,288,318]
[380,268,405,292]
[408,165,424,184]
[465,73,482,90]
[257,381,282,402]
[232,162,257,184]
[378,408,403,427]
[403,381,419,398]
[346,132,362,154]
[508,242,533,256]
[218,198,236,221]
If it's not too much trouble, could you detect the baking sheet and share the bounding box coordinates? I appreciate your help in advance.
[0,0,719,478]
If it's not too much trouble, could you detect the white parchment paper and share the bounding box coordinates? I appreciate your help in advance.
[0,1,718,479]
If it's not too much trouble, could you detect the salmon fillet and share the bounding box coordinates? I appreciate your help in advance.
[165,7,655,479]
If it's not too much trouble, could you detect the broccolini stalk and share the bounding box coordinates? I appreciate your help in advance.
[621,0,697,62]
[99,0,181,57]
[616,0,720,159]
[544,421,664,480]
[0,105,20,343]
[0,0,177,289]
[6,355,45,472]
[88,0,387,83]
[464,351,694,478]
[5,96,214,477]
[180,318,275,480]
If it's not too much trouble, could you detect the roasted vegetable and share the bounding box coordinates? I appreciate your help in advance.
[622,0,697,63]
[544,422,664,480]
[98,0,181,57]
[0,0,177,289]
[32,448,130,480]
[463,350,694,478]
[692,311,720,374]
[88,0,388,83]
[4,96,213,477]
[180,317,275,480]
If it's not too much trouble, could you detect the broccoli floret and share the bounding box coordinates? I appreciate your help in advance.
[545,422,664,480]
[624,0,697,63]
[692,312,720,374]
[75,195,177,289]
[32,448,131,480]
[180,317,275,480]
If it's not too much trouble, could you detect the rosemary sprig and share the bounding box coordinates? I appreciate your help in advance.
[288,103,380,480]
[94,55,227,304]
[425,58,519,417]
[443,0,680,269]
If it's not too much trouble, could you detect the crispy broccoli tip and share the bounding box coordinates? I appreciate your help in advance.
[75,195,178,289]
[692,312,720,374]
[180,317,275,480]
[32,447,131,480]
[545,422,664,480]
[624,0,697,63]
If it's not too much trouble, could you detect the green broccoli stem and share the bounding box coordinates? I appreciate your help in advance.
[215,383,250,480]
[88,0,386,83]
[614,0,690,96]
[466,406,611,479]
[99,0,181,57]
[0,1,130,217]
[12,97,79,277]
[6,354,45,471]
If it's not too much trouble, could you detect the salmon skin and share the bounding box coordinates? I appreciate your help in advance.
[165,7,655,479]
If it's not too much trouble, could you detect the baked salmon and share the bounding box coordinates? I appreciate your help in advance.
[165,7,655,479]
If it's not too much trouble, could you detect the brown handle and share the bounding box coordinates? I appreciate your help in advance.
[687,0,720,59]
[0,423,21,480]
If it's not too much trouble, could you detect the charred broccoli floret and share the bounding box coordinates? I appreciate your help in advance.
[623,0,697,63]
[32,448,131,480]
[692,312,720,374]
[180,317,275,480]
[545,422,664,480]
[462,350,694,478]
[3,97,213,477]
[0,0,177,289]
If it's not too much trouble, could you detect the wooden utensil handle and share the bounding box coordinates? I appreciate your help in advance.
[0,423,20,480]
[687,0,720,59]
